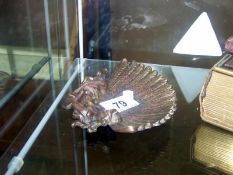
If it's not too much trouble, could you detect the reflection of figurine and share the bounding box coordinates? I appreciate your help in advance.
[191,123,233,175]
[86,124,170,175]
[62,59,176,133]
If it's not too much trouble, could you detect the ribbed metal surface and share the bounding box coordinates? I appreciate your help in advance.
[193,125,233,175]
[201,71,233,132]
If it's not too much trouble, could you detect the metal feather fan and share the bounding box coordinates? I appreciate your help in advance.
[62,59,177,133]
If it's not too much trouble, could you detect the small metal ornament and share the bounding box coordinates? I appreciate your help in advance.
[62,59,177,133]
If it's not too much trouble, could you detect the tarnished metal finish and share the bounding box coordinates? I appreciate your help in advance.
[62,59,177,133]
[61,69,121,132]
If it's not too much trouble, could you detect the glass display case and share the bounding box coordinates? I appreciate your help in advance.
[0,0,233,175]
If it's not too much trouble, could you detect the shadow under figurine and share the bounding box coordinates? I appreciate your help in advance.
[62,59,177,133]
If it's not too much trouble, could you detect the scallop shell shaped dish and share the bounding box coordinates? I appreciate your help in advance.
[62,59,177,133]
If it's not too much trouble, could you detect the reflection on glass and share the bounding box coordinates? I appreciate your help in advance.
[173,12,222,56]
[0,71,10,98]
[191,123,233,174]
[86,125,170,175]
[0,58,223,174]
[171,66,209,103]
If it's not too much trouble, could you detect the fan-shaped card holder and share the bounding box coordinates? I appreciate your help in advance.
[63,59,177,133]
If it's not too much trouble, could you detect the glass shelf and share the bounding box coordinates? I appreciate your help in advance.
[1,58,230,175]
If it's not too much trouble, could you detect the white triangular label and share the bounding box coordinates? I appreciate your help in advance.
[173,12,222,56]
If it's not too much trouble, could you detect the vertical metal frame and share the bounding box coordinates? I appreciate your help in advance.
[5,0,86,174]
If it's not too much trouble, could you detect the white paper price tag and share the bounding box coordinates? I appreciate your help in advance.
[100,90,139,112]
